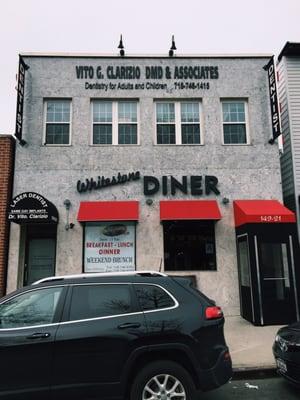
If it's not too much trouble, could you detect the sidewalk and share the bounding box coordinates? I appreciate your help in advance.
[224,315,282,376]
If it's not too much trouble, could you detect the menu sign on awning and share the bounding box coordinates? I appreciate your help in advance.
[8,192,59,224]
[84,222,136,273]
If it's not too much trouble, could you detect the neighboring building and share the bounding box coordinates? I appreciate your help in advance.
[0,134,15,297]
[278,42,300,241]
[6,52,300,325]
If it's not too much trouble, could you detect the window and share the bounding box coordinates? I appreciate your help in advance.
[0,287,63,329]
[134,285,175,311]
[84,222,136,273]
[156,102,201,145]
[92,101,138,145]
[69,284,133,321]
[222,100,248,144]
[44,100,71,145]
[163,220,217,271]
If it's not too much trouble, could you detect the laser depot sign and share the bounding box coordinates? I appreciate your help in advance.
[76,64,219,91]
[84,222,135,273]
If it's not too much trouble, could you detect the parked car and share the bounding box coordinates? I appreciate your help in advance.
[273,322,300,386]
[0,271,232,399]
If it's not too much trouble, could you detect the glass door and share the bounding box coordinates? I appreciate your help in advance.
[256,237,298,325]
[25,238,56,285]
[237,235,254,322]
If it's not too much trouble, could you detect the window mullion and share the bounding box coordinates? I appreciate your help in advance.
[175,102,181,144]
[112,102,118,145]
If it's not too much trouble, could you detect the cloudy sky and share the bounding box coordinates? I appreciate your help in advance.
[0,0,299,135]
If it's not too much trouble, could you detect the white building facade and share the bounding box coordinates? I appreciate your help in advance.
[7,53,300,324]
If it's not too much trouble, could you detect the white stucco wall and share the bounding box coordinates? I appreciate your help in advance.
[7,54,282,316]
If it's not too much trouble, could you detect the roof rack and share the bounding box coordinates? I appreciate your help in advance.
[32,270,167,285]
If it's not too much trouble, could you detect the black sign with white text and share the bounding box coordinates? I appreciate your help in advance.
[265,57,281,144]
[15,56,28,141]
[8,192,59,224]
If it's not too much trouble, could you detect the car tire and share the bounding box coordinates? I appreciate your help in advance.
[130,360,196,400]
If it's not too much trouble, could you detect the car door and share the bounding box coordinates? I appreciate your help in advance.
[51,283,147,399]
[0,285,66,400]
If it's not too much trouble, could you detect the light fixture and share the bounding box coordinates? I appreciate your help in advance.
[222,197,230,205]
[18,139,27,147]
[146,198,153,206]
[63,199,74,230]
[169,35,177,57]
[118,34,125,57]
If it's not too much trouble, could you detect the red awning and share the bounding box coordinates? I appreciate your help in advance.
[160,200,222,221]
[233,200,296,227]
[77,201,139,222]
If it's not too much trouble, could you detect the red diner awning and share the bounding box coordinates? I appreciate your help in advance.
[233,200,296,227]
[160,200,222,221]
[77,201,139,222]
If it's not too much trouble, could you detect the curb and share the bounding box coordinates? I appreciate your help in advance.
[232,367,277,381]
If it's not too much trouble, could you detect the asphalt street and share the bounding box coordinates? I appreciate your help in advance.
[199,376,299,399]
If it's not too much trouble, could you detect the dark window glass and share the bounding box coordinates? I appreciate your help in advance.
[93,124,112,144]
[69,284,133,321]
[135,285,175,311]
[163,221,217,271]
[0,287,63,329]
[46,124,69,144]
[223,124,246,144]
[157,125,176,144]
[181,124,200,144]
[118,124,137,144]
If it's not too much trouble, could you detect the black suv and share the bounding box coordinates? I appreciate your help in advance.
[0,271,232,400]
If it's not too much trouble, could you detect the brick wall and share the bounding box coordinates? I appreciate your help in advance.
[0,135,15,297]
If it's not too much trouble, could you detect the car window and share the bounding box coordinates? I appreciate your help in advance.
[134,285,175,311]
[69,284,133,321]
[0,287,63,329]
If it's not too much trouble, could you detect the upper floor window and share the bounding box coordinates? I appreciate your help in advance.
[44,100,71,145]
[92,101,138,145]
[222,100,249,144]
[156,102,201,145]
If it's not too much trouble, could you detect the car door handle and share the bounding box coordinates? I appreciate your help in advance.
[118,322,141,329]
[26,332,51,340]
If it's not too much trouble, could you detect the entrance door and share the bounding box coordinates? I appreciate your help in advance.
[25,238,56,285]
[255,236,298,325]
[237,234,254,322]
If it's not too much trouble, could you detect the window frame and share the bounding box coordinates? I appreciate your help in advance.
[155,100,203,146]
[83,221,137,273]
[43,99,72,146]
[0,285,67,331]
[163,220,218,272]
[91,100,139,146]
[133,283,177,312]
[221,99,250,145]
[67,283,138,322]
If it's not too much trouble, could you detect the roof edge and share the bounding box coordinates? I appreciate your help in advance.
[278,41,300,62]
[19,51,273,59]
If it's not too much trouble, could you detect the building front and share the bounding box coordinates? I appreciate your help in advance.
[278,42,300,241]
[7,52,300,325]
[0,135,15,297]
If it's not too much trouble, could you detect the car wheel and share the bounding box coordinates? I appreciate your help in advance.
[130,360,196,400]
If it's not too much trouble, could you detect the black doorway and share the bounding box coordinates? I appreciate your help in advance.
[24,224,57,286]
[236,224,300,325]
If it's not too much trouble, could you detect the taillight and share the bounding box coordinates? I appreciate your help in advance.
[205,306,223,320]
